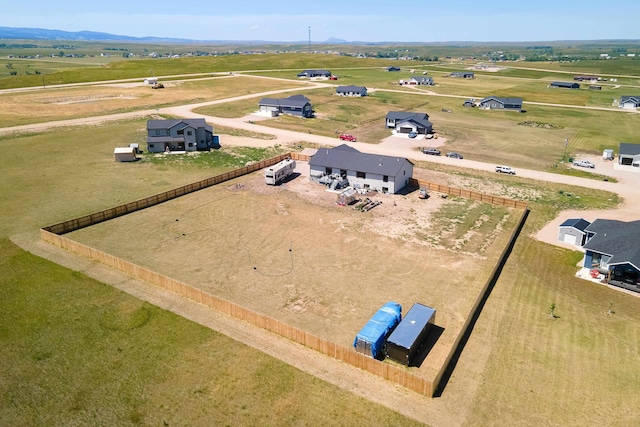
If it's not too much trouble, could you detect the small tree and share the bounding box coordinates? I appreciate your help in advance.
[548,302,557,319]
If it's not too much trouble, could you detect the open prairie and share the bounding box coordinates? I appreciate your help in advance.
[2,46,640,426]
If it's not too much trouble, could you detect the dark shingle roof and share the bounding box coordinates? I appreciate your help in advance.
[386,111,432,129]
[550,81,580,88]
[480,96,523,106]
[619,142,640,156]
[620,96,640,104]
[259,95,311,108]
[583,219,640,269]
[336,85,366,92]
[559,218,591,231]
[147,118,212,133]
[310,144,412,177]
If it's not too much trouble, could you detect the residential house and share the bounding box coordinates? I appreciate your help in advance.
[146,119,214,153]
[258,95,314,118]
[549,82,580,89]
[399,76,434,86]
[618,142,640,167]
[309,144,414,194]
[557,218,591,247]
[449,72,474,78]
[619,96,640,109]
[582,219,640,292]
[386,66,401,72]
[385,111,433,135]
[336,85,368,97]
[478,96,523,112]
[574,75,599,82]
[297,69,331,78]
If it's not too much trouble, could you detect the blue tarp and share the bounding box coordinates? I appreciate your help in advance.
[353,302,402,358]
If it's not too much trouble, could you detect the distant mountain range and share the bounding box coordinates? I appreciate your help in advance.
[0,26,356,45]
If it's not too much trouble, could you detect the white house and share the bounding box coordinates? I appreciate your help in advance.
[144,77,158,85]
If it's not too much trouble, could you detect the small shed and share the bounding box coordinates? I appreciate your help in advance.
[385,303,436,366]
[337,186,357,206]
[353,302,402,359]
[144,77,158,85]
[114,146,137,162]
[557,218,591,247]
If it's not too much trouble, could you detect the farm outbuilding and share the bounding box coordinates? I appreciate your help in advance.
[557,218,591,247]
[550,81,580,89]
[353,301,402,359]
[385,303,436,366]
[113,146,137,162]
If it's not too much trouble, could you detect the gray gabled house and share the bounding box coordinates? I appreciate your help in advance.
[619,96,640,109]
[582,219,640,292]
[618,142,640,167]
[478,96,523,112]
[297,69,331,78]
[550,81,580,89]
[309,144,414,194]
[400,76,434,86]
[385,111,433,135]
[449,72,474,78]
[146,118,214,153]
[336,85,368,97]
[258,95,314,118]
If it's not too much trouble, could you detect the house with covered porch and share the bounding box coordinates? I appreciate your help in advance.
[582,219,640,293]
[258,95,314,118]
[146,118,215,153]
[478,96,523,112]
[385,111,433,135]
[309,144,413,194]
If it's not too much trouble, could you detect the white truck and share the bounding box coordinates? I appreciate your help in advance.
[264,158,296,185]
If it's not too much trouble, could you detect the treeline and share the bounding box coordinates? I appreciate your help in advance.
[0,43,38,49]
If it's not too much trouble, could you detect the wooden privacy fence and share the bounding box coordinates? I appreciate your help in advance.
[39,228,434,396]
[40,152,531,398]
[410,178,529,209]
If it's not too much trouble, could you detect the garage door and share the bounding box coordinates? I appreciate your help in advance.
[563,234,577,245]
[399,127,413,134]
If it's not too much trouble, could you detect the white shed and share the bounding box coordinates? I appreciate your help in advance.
[114,147,137,162]
[144,77,158,85]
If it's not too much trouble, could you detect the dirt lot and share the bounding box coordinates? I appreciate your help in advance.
[66,161,518,380]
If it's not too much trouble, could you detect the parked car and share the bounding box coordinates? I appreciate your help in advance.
[422,148,441,156]
[495,165,516,175]
[408,131,418,138]
[573,160,595,168]
[339,134,357,142]
[446,152,463,159]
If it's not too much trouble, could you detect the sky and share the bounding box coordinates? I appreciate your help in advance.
[4,0,640,43]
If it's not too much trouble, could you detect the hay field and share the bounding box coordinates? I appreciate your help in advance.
[67,169,519,378]
[0,74,307,127]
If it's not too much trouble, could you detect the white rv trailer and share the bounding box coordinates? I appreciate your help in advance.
[264,158,296,185]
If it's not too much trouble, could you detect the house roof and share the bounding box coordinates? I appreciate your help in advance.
[299,69,331,75]
[310,144,413,177]
[409,77,433,83]
[583,219,640,269]
[620,96,640,104]
[336,85,367,92]
[479,96,523,106]
[550,81,579,88]
[619,142,640,156]
[147,118,212,133]
[559,218,591,232]
[259,94,311,108]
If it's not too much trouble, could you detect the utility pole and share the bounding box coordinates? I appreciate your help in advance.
[42,74,45,89]
[308,26,311,53]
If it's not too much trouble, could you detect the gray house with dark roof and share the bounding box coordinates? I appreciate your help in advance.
[336,85,368,97]
[620,96,640,109]
[618,142,640,167]
[385,111,433,135]
[297,69,331,78]
[550,81,580,89]
[146,118,214,153]
[557,218,591,247]
[258,95,314,118]
[478,96,523,112]
[582,219,640,292]
[449,72,474,78]
[309,144,413,194]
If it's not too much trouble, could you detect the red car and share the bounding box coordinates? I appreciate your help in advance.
[339,134,357,142]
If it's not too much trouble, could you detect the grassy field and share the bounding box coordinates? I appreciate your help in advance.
[2,46,640,426]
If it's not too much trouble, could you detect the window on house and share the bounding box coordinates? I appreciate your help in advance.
[187,131,193,136]
[383,175,388,182]
[149,144,155,149]
[188,143,193,147]
[325,167,332,174]
[177,129,184,135]
[356,171,366,179]
[155,130,160,135]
